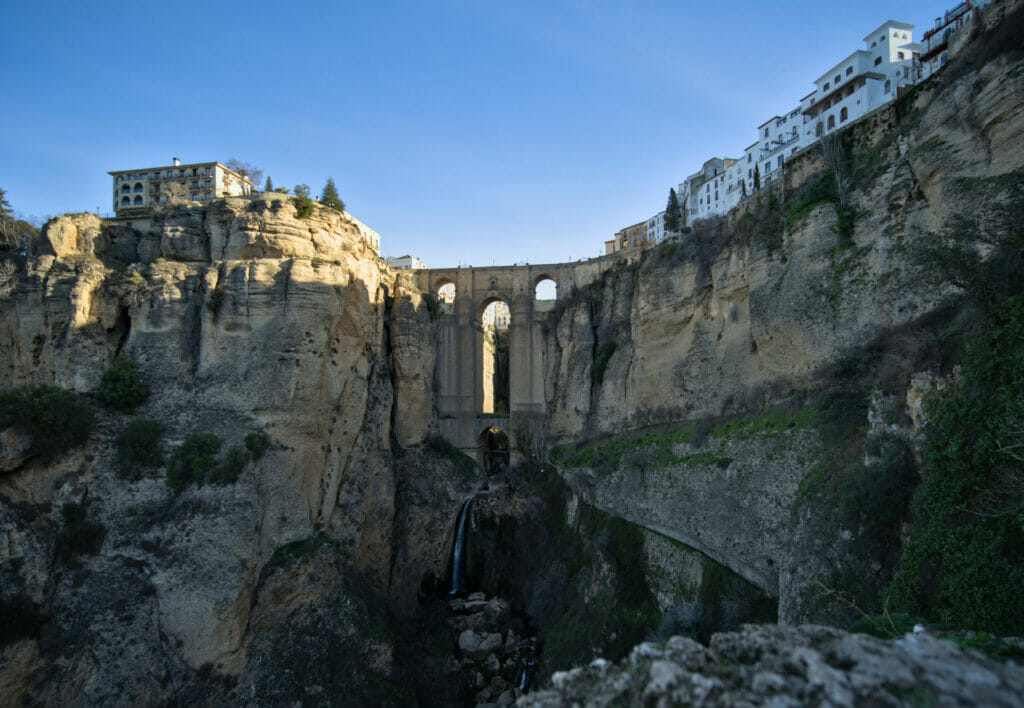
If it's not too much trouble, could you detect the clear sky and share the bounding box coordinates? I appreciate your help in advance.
[2,0,946,268]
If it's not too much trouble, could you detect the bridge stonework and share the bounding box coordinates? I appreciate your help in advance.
[414,258,620,462]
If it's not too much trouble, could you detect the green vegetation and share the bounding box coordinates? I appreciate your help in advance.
[664,188,681,232]
[783,172,835,232]
[94,356,149,413]
[244,431,270,460]
[117,419,164,474]
[849,611,926,639]
[0,384,93,462]
[55,502,106,566]
[211,446,247,484]
[166,433,221,493]
[552,425,694,470]
[885,295,1024,633]
[292,184,315,218]
[541,505,660,675]
[321,177,345,212]
[165,431,264,491]
[710,406,815,440]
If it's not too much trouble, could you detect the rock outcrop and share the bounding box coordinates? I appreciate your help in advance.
[522,625,1024,707]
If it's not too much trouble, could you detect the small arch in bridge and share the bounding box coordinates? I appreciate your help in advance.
[477,426,509,475]
[435,278,455,304]
[534,275,557,300]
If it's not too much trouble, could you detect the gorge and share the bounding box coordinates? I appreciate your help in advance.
[2,5,1024,705]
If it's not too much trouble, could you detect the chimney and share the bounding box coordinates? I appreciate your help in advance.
[173,157,181,166]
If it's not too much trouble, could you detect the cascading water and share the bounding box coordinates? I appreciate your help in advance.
[448,498,472,595]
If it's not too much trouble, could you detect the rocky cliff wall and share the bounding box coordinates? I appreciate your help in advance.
[0,194,475,703]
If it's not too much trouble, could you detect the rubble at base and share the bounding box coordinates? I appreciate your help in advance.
[519,624,1024,707]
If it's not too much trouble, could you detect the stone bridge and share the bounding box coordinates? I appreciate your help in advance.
[413,257,622,466]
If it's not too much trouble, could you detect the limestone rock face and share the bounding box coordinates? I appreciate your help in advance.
[0,196,443,702]
[522,625,1024,707]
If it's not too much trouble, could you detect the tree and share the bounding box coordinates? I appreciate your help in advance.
[0,187,10,219]
[664,188,681,233]
[265,176,273,192]
[742,180,747,198]
[224,159,263,188]
[753,163,761,191]
[159,180,188,205]
[0,187,40,252]
[293,184,310,198]
[321,178,344,213]
[816,119,850,213]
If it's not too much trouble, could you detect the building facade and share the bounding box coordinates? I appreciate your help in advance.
[109,158,254,213]
[387,254,427,270]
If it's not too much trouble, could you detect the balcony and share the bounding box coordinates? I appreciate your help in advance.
[760,134,800,160]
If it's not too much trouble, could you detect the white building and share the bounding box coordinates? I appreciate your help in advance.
[679,157,743,224]
[347,214,382,253]
[920,1,988,78]
[646,211,666,243]
[109,158,254,213]
[801,21,922,142]
[387,254,426,270]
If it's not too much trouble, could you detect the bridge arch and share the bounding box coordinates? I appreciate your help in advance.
[479,297,511,415]
[477,425,509,475]
[533,274,557,301]
[434,277,456,304]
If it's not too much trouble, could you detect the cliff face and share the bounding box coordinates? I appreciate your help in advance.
[1,8,1023,702]
[0,194,472,703]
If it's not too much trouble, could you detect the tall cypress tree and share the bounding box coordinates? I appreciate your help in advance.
[665,188,682,232]
[753,164,761,191]
[321,178,344,213]
[265,176,273,192]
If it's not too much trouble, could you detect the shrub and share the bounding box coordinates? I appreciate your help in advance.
[166,433,221,493]
[94,356,148,413]
[55,502,106,566]
[885,295,1024,633]
[293,194,315,219]
[244,431,270,460]
[211,446,248,484]
[0,384,93,462]
[117,419,164,475]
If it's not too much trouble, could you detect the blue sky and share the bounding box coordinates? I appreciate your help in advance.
[2,0,946,267]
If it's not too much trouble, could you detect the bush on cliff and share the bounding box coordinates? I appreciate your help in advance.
[886,294,1024,633]
[94,356,149,413]
[0,384,93,462]
[117,419,164,477]
[166,433,221,492]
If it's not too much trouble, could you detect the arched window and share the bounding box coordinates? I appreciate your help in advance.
[121,184,130,194]
[827,115,836,130]
[840,107,848,122]
[477,426,509,475]
[133,195,143,205]
[121,196,131,206]
[534,277,557,301]
[884,79,891,93]
[436,280,455,304]
[874,56,883,66]
[133,182,143,192]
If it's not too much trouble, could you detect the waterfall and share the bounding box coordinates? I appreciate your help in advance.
[448,498,472,595]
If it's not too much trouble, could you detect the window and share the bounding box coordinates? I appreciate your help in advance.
[778,156,784,168]
[835,74,841,83]
[714,190,718,200]
[840,107,848,122]
[121,184,130,194]
[898,51,904,59]
[880,34,886,41]
[874,56,883,66]
[121,196,130,205]
[827,115,836,129]
[884,79,891,93]
[846,86,854,97]
[747,154,752,163]
[846,66,853,75]
[134,183,143,192]
[824,82,830,90]
[191,193,198,200]
[765,163,772,173]
[748,168,752,178]
[133,195,143,204]
[764,127,769,138]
